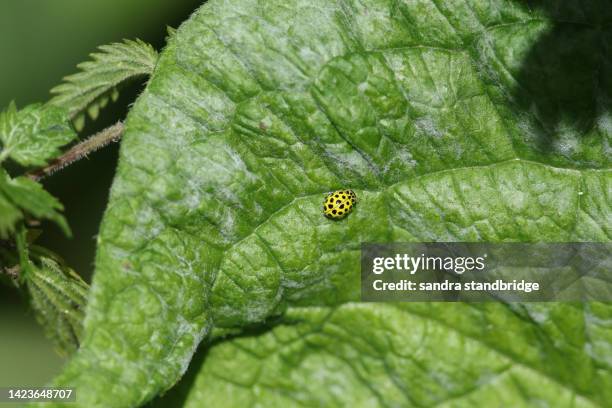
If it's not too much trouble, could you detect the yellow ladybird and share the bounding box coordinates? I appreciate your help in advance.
[323,189,357,219]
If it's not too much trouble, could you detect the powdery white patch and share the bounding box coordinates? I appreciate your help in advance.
[219,209,236,239]
[184,178,205,211]
[224,145,258,183]
[382,147,417,176]
[414,117,444,139]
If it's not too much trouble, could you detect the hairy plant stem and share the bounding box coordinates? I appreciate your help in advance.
[27,121,124,181]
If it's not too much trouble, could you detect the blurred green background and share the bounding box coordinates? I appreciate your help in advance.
[0,0,202,390]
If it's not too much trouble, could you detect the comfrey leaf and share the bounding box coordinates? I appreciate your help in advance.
[27,256,88,355]
[44,1,611,407]
[177,303,612,408]
[0,102,76,167]
[50,39,158,130]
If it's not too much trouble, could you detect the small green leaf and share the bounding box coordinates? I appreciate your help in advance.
[0,102,76,167]
[27,256,89,355]
[49,39,159,128]
[0,169,69,236]
[0,193,21,238]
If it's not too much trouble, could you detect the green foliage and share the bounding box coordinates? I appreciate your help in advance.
[2,37,161,364]
[0,102,76,167]
[0,170,68,238]
[49,39,158,130]
[0,100,73,238]
[180,303,612,407]
[37,0,611,407]
[27,256,88,355]
[0,95,79,356]
[0,193,22,238]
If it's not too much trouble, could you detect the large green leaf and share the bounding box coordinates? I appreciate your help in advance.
[180,303,612,407]
[45,0,611,407]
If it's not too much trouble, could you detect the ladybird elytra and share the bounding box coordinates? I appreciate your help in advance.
[323,189,357,219]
